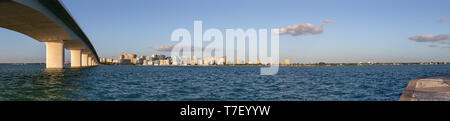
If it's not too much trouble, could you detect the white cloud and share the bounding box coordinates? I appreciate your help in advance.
[408,34,450,48]
[408,34,450,43]
[439,18,448,23]
[279,23,324,36]
[154,44,175,51]
[428,45,439,48]
[438,40,449,45]
[420,19,426,22]
[322,19,335,24]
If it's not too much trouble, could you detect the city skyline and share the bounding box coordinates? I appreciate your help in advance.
[1,0,450,63]
[102,53,293,66]
[102,53,446,66]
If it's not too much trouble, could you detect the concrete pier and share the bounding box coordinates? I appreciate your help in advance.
[82,53,89,67]
[399,75,450,101]
[70,50,82,68]
[45,41,65,69]
[88,56,93,66]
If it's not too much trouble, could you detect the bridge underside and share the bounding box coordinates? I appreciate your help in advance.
[0,0,99,68]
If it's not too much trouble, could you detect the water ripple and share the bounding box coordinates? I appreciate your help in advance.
[0,65,449,101]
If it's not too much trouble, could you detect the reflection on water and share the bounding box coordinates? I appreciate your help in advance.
[41,69,66,100]
[39,69,81,101]
[0,66,87,101]
[0,65,450,101]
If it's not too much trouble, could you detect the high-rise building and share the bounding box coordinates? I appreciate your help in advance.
[118,54,137,65]
[172,56,180,65]
[284,59,290,65]
[190,56,197,65]
[106,58,113,63]
[100,58,106,63]
[217,56,226,65]
[160,59,170,65]
[152,54,165,60]
[145,56,153,61]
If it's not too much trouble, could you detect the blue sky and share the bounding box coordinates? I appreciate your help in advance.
[0,0,449,63]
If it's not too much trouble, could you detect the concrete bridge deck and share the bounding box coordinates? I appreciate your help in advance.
[399,75,450,101]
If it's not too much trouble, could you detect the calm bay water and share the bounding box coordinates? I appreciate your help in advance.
[0,65,449,101]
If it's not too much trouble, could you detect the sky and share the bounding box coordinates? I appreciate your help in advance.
[0,0,449,63]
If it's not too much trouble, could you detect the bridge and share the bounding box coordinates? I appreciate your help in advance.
[0,0,99,69]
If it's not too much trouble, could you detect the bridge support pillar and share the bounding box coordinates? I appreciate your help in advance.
[82,53,88,67]
[70,50,82,68]
[45,41,65,69]
[88,56,93,66]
